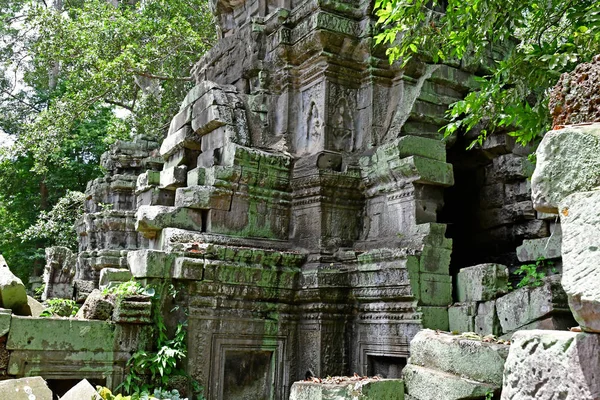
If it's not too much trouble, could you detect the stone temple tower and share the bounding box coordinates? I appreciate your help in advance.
[74,0,479,398]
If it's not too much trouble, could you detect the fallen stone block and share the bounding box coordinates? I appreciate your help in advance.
[61,379,100,400]
[502,330,600,399]
[403,364,495,400]
[409,329,509,386]
[112,294,152,324]
[456,263,509,302]
[0,376,53,400]
[0,258,29,315]
[495,275,569,334]
[560,189,600,332]
[289,378,404,400]
[27,296,44,317]
[531,123,600,213]
[76,289,115,321]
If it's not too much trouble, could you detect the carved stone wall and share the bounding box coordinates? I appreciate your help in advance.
[46,1,493,399]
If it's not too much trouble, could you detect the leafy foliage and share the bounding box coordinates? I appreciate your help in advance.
[3,0,215,172]
[515,257,557,288]
[0,0,215,281]
[39,298,80,317]
[97,386,187,400]
[119,283,188,396]
[20,190,84,250]
[374,0,600,147]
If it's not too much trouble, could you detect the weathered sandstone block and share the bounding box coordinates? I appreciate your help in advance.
[495,275,568,333]
[559,189,600,332]
[0,376,52,400]
[409,329,509,386]
[502,330,600,399]
[531,123,600,213]
[456,263,509,302]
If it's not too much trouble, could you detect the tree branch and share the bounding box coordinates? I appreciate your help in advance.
[104,98,134,111]
[0,88,42,112]
[133,71,193,82]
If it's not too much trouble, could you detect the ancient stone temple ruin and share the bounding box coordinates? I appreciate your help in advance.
[2,1,600,400]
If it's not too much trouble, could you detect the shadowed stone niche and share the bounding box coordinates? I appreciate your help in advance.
[43,0,486,398]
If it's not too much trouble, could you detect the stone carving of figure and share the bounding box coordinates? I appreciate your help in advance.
[331,98,354,152]
[305,101,323,153]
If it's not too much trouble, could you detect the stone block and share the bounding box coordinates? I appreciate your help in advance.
[187,167,206,186]
[77,289,115,321]
[61,379,101,400]
[160,165,187,189]
[559,189,600,332]
[289,379,404,400]
[112,294,152,324]
[387,136,447,162]
[174,186,232,211]
[419,245,451,275]
[7,316,116,351]
[409,329,509,385]
[531,123,600,213]
[163,147,201,170]
[98,268,133,289]
[173,257,205,280]
[0,262,28,315]
[135,205,204,239]
[495,275,567,333]
[191,104,233,135]
[168,106,192,136]
[136,187,175,207]
[478,201,535,229]
[179,81,221,111]
[420,306,449,331]
[485,153,534,183]
[448,303,476,333]
[419,273,452,306]
[27,296,44,318]
[475,300,501,336]
[502,330,600,399]
[136,170,161,192]
[128,250,175,278]
[516,224,562,262]
[504,180,531,203]
[0,376,52,400]
[403,364,495,400]
[415,223,453,250]
[502,315,576,339]
[456,263,509,302]
[0,308,11,336]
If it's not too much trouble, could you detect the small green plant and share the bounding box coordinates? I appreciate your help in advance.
[97,386,187,400]
[40,298,79,317]
[33,284,45,301]
[515,257,556,288]
[485,389,495,400]
[118,283,187,396]
[102,280,155,299]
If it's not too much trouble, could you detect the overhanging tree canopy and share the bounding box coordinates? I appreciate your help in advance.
[374,0,600,147]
